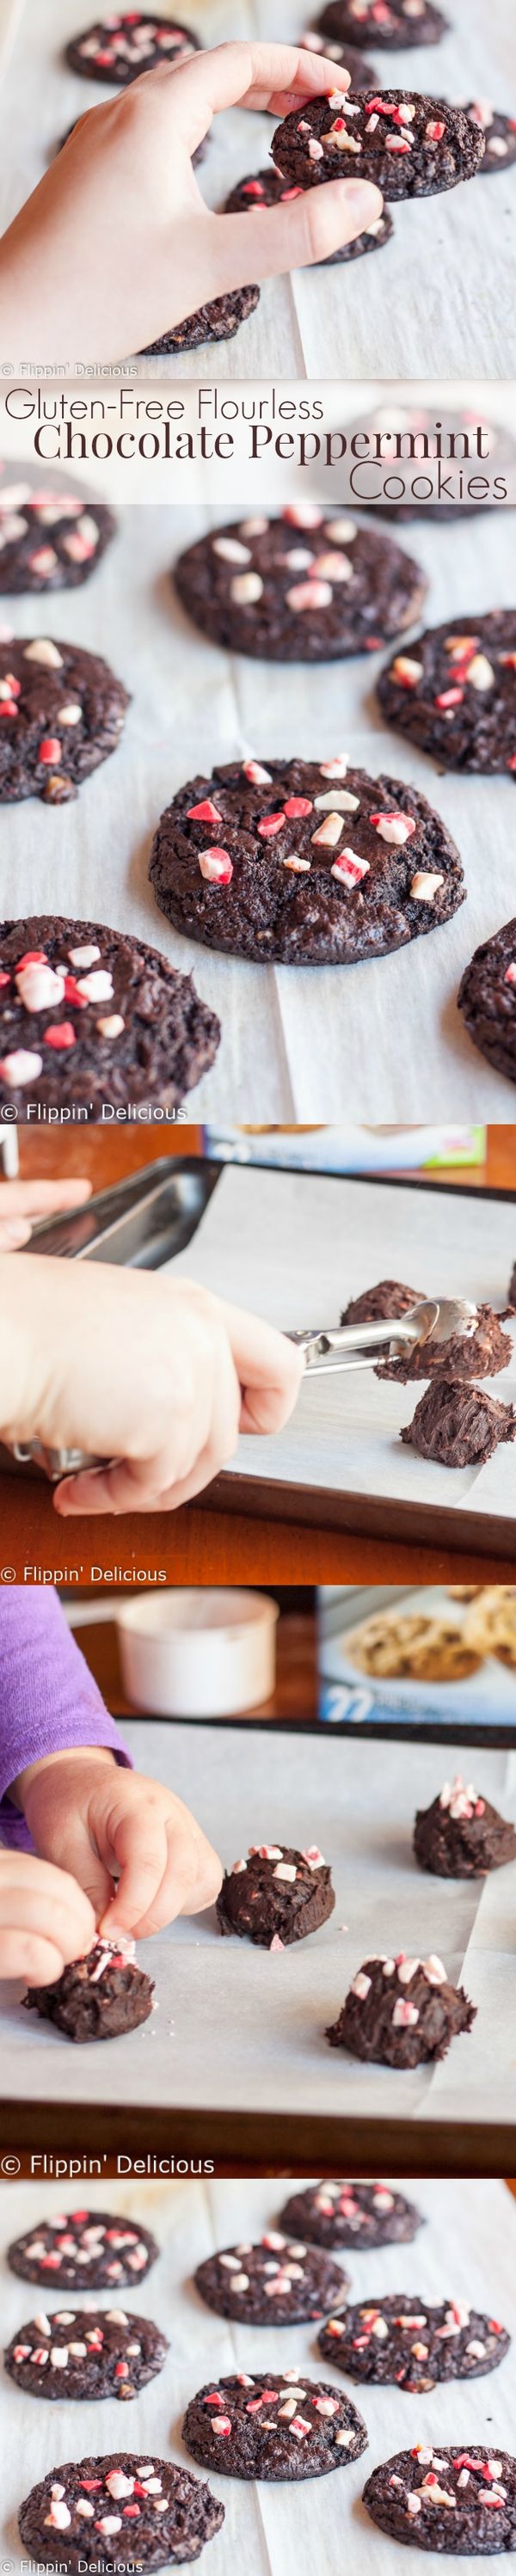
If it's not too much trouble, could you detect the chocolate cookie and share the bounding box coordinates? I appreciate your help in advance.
[464,102,516,175]
[224,167,393,263]
[182,2371,368,2481]
[272,91,484,204]
[66,14,200,82]
[0,491,115,592]
[174,511,427,662]
[5,2308,168,2401]
[23,1935,154,2044]
[341,1279,424,1323]
[326,1953,476,2066]
[149,759,464,968]
[141,284,260,355]
[319,2297,510,2390]
[316,0,448,46]
[378,1303,513,1384]
[0,635,128,802]
[278,2181,423,2248]
[0,913,219,1119]
[401,1378,516,1468]
[8,2211,157,2289]
[19,2453,224,2571]
[194,2234,349,2323]
[458,918,516,1089]
[378,613,516,773]
[415,1776,516,1877]
[363,2445,516,2553]
[216,1843,335,1947]
[302,33,374,81]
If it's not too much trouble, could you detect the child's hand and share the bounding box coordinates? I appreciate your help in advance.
[0,1176,91,1252]
[0,1849,95,1984]
[0,45,383,359]
[15,1751,223,1938]
[0,1254,304,1517]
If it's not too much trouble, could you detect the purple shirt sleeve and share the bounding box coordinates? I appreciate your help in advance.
[0,1589,132,1850]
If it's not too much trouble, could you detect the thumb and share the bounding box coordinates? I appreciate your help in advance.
[52,1823,114,1928]
[212,178,384,287]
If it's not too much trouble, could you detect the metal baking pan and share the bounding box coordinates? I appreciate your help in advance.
[22,1155,220,1269]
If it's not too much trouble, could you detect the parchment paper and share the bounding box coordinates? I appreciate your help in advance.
[0,0,513,378]
[0,1722,515,2124]
[1,2174,515,2576]
[0,500,514,1121]
[163,1163,516,1525]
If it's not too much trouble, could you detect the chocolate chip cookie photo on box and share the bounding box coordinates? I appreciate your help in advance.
[326,1952,476,2065]
[22,1933,155,2044]
[378,614,516,772]
[173,512,427,662]
[362,2446,516,2552]
[194,2234,349,2323]
[19,2454,224,2571]
[216,1843,335,1943]
[272,92,485,203]
[0,915,220,1120]
[182,2371,368,2480]
[8,2210,158,2288]
[277,2181,424,2248]
[415,1776,516,1877]
[318,2295,510,2389]
[224,169,394,267]
[0,485,115,592]
[5,2307,169,2401]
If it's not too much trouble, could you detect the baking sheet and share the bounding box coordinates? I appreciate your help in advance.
[164,1164,516,1525]
[1,2174,515,2576]
[0,0,513,378]
[0,1722,515,2125]
[1,499,515,1121]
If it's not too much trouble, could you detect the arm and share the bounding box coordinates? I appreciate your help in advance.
[0,1587,131,1849]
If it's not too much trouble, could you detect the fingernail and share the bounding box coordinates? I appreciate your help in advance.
[344,180,383,218]
[3,1220,31,1246]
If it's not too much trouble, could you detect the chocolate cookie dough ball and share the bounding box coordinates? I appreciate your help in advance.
[341,1279,424,1324]
[278,2180,423,2248]
[5,2308,168,2402]
[319,2295,510,2390]
[326,1952,476,2066]
[182,2371,368,2480]
[401,1378,516,1468]
[194,2233,349,2323]
[363,2444,516,2553]
[272,91,484,205]
[414,1776,516,1877]
[378,1302,513,1384]
[22,1935,154,2044]
[216,1843,335,1947]
[8,2211,158,2291]
[19,2453,224,2571]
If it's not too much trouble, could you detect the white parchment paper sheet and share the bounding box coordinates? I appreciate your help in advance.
[0,1724,514,2121]
[164,1163,516,1525]
[0,500,515,1121]
[0,0,513,377]
[1,2174,515,2576]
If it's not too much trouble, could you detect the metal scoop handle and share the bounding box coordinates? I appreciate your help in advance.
[289,1296,478,1377]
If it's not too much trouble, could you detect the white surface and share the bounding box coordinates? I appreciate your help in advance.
[1,1724,515,2123]
[1,500,515,1121]
[166,1164,516,1526]
[116,1586,279,1714]
[1,2174,515,2576]
[0,0,514,377]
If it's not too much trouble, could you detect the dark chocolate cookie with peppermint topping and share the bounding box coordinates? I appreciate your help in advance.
[401,1379,516,1468]
[0,490,115,592]
[182,2371,367,2481]
[216,1843,335,1945]
[23,1934,154,2044]
[302,32,374,82]
[464,101,516,175]
[363,2444,516,2552]
[378,1302,513,1384]
[8,2211,157,2290]
[149,757,464,967]
[415,1776,516,1877]
[278,2180,423,2248]
[19,2453,224,2571]
[0,913,220,1119]
[0,635,129,802]
[5,2306,168,2402]
[194,2233,349,2324]
[272,89,484,203]
[316,0,448,46]
[66,14,200,83]
[174,510,427,661]
[319,2295,510,2391]
[326,1952,476,2066]
[378,613,516,773]
[141,283,259,355]
[458,917,516,1088]
[341,1279,424,1323]
[224,167,393,263]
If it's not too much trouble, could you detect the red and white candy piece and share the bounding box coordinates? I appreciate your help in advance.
[0,1048,42,1085]
[410,872,444,901]
[187,799,224,825]
[230,572,263,604]
[243,761,273,784]
[331,851,370,888]
[370,810,415,843]
[391,655,422,687]
[286,580,332,610]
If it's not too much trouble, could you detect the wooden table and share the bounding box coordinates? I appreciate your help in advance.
[76,1607,318,1724]
[5,1125,516,1586]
